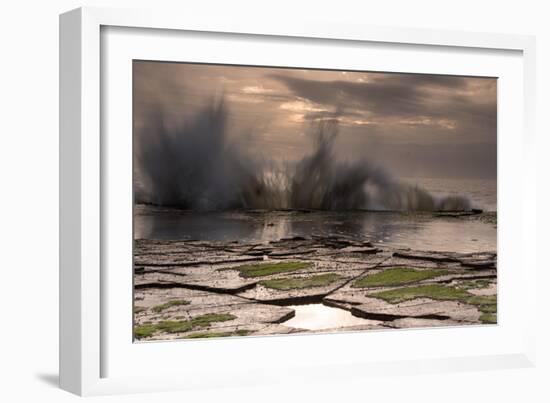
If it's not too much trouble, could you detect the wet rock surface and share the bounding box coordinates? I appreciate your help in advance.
[134,236,497,341]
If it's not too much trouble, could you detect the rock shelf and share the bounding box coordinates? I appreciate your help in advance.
[134,236,497,341]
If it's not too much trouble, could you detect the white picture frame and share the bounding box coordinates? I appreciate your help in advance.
[59,6,537,396]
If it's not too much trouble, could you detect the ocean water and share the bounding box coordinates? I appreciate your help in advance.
[134,177,497,253]
[402,177,496,212]
[135,210,496,253]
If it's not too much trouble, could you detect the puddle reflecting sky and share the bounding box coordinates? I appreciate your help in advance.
[283,304,375,330]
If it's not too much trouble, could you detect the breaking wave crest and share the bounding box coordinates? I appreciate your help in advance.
[135,98,472,212]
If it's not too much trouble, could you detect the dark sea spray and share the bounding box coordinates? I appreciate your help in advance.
[135,99,471,212]
[135,99,259,210]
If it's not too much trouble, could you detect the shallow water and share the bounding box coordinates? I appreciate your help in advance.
[283,304,374,330]
[135,208,496,253]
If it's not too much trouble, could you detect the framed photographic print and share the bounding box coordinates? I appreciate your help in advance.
[60,7,537,396]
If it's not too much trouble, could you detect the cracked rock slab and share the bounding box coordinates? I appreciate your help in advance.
[134,237,497,338]
[236,273,356,304]
[141,263,261,293]
[392,250,462,263]
[385,317,473,329]
[233,259,379,304]
[145,323,303,341]
[134,287,298,340]
[350,297,481,322]
[300,322,390,333]
[375,255,461,269]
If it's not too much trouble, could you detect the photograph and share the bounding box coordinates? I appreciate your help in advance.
[132,61,497,342]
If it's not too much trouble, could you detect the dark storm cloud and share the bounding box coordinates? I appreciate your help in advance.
[268,73,462,117]
[134,61,497,180]
[270,73,496,142]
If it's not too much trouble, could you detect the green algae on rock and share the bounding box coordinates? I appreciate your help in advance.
[370,284,497,321]
[479,312,497,324]
[134,313,236,340]
[134,324,158,339]
[456,279,493,290]
[182,329,251,339]
[222,261,312,278]
[371,284,471,303]
[151,299,190,313]
[260,273,343,290]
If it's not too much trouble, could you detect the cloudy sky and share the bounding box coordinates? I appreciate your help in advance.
[133,61,497,180]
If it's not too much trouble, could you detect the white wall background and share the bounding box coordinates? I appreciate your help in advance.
[0,1,548,401]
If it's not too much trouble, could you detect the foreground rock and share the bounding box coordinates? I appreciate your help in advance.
[134,236,497,341]
[134,287,300,341]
